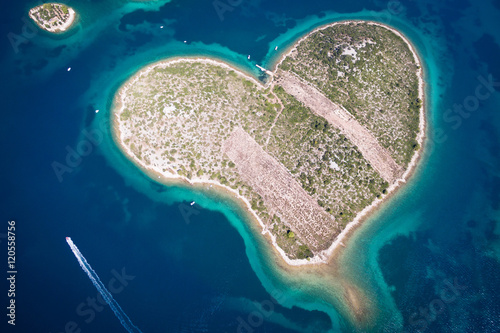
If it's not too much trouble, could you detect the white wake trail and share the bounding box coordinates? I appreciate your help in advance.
[66,237,143,333]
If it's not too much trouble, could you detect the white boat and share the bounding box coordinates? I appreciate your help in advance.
[247,55,250,60]
[67,67,71,71]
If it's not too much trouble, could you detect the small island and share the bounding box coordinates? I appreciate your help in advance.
[29,3,76,33]
[112,21,425,264]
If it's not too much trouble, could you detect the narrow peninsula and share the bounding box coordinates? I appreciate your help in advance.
[112,21,425,264]
[29,3,76,33]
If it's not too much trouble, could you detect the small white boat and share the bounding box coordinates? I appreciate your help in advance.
[184,40,187,43]
[95,109,99,113]
[190,201,195,206]
[275,46,278,51]
[160,25,164,29]
[67,67,71,71]
[247,55,250,60]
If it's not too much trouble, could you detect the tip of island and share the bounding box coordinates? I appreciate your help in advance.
[112,21,425,266]
[29,3,76,33]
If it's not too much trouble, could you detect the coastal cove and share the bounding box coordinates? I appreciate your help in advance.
[106,20,428,330]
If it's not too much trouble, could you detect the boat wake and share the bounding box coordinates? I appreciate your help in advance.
[66,237,143,333]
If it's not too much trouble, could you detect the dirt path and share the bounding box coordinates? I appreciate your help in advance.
[264,82,285,147]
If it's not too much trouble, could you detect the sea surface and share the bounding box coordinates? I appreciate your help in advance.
[1,0,499,332]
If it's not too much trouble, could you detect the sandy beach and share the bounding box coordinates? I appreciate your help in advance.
[111,20,427,267]
[58,8,76,32]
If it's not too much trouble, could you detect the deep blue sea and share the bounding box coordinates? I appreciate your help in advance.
[1,0,499,332]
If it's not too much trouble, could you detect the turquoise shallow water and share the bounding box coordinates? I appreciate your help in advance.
[1,0,499,332]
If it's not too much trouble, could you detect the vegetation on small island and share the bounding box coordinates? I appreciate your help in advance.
[29,3,76,33]
[115,22,422,260]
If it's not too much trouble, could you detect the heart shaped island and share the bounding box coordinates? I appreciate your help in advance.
[112,21,425,264]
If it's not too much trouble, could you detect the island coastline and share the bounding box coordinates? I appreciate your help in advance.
[110,20,427,267]
[28,3,77,34]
